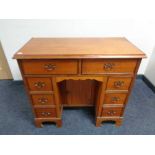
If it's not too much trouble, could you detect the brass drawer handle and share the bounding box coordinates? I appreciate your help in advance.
[107,110,116,115]
[104,63,115,70]
[44,64,56,71]
[38,98,48,104]
[34,82,46,89]
[114,81,124,88]
[41,112,51,116]
[111,97,120,103]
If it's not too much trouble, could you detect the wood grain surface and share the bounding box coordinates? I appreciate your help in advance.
[13,38,146,59]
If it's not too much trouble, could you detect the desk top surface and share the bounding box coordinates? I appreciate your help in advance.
[13,37,146,59]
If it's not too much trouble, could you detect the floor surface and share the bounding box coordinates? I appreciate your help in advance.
[0,79,155,135]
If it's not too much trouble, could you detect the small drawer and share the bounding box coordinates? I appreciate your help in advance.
[22,60,78,75]
[35,108,57,118]
[31,94,55,106]
[82,59,137,74]
[107,77,132,90]
[27,77,52,91]
[104,93,127,105]
[102,107,123,117]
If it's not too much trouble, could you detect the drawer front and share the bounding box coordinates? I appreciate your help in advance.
[104,93,127,105]
[27,78,52,91]
[82,59,137,74]
[22,60,78,75]
[35,108,57,118]
[107,77,132,90]
[102,107,123,117]
[31,94,55,106]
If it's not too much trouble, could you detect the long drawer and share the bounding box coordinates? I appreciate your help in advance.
[82,59,137,74]
[21,59,78,75]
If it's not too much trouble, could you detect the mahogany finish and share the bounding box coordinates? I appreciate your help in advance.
[82,59,137,74]
[104,93,127,105]
[22,59,78,75]
[13,38,146,128]
[14,38,146,59]
[35,108,57,118]
[60,80,97,107]
[31,94,55,106]
[106,77,132,90]
[101,107,123,117]
[27,77,53,91]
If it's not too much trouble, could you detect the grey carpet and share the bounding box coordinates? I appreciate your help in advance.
[0,79,155,135]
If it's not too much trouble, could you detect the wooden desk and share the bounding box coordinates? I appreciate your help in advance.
[13,38,146,127]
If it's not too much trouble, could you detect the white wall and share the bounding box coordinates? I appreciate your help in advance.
[0,19,155,80]
[145,46,155,86]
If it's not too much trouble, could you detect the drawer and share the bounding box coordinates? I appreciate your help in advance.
[31,94,55,106]
[104,93,127,105]
[106,77,132,90]
[22,60,78,75]
[27,78,52,91]
[35,108,57,118]
[82,59,137,74]
[102,107,123,117]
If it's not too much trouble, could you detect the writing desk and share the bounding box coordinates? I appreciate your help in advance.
[13,38,146,127]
